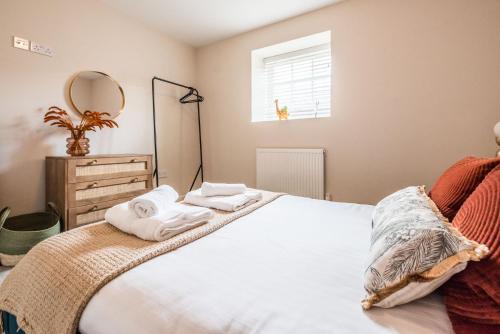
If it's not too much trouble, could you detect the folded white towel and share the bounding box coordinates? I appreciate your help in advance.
[105,202,214,241]
[104,202,138,234]
[201,182,247,197]
[129,185,179,218]
[184,189,262,212]
[131,204,214,241]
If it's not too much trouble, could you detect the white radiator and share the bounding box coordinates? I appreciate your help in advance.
[256,148,325,199]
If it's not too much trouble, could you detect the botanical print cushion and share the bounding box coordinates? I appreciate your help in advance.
[362,186,489,310]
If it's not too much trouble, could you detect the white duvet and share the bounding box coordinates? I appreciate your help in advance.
[79,195,453,334]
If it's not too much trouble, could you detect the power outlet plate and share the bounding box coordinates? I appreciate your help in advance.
[13,36,29,50]
[30,41,54,57]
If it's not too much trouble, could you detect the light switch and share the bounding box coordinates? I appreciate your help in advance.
[13,36,29,50]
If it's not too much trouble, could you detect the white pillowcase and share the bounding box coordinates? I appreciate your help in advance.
[373,262,466,308]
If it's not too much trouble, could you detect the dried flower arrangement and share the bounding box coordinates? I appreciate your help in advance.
[44,106,118,156]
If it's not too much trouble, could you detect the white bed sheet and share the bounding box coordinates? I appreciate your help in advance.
[80,195,453,334]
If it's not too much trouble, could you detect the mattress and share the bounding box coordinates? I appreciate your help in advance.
[79,195,453,334]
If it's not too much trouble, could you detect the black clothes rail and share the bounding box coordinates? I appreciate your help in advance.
[151,76,204,190]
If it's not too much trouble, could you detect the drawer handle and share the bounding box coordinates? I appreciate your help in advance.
[87,159,98,165]
[87,182,98,188]
[130,158,137,163]
[130,177,139,183]
[88,205,98,212]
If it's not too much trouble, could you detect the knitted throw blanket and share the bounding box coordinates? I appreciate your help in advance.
[0,191,283,334]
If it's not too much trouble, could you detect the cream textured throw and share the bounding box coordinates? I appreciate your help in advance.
[0,191,282,334]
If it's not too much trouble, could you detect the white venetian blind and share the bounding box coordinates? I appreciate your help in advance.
[263,43,331,121]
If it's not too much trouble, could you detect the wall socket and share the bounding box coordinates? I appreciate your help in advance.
[30,41,54,57]
[158,169,168,178]
[12,36,54,57]
[13,36,29,50]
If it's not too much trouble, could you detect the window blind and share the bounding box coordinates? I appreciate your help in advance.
[263,43,331,121]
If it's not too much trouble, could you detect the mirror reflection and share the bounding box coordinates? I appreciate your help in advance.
[69,71,124,119]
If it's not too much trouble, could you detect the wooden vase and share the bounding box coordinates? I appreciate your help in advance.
[66,131,89,156]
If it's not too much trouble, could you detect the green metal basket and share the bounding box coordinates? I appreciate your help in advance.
[0,203,61,257]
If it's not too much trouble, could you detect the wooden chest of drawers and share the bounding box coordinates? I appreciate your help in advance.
[46,154,153,230]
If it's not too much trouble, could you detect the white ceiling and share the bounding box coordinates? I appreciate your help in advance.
[100,0,342,47]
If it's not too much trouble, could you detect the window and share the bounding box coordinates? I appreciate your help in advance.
[252,31,331,122]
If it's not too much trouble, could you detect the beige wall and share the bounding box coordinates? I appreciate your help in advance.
[0,0,198,215]
[196,0,500,204]
[1,0,499,215]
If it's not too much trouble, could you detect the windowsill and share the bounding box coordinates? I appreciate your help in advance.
[251,115,331,123]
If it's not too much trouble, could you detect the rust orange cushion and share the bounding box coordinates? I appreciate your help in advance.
[429,156,500,220]
[442,164,500,334]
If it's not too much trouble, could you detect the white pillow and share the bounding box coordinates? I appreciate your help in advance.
[362,186,488,310]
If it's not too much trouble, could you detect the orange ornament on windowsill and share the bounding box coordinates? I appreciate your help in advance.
[43,106,118,156]
[274,99,289,120]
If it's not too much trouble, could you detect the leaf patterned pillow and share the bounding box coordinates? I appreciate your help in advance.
[362,186,489,310]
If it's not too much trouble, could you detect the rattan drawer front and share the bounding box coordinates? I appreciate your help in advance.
[67,156,152,183]
[68,196,137,229]
[74,175,149,191]
[76,208,107,226]
[76,181,146,201]
[70,186,149,208]
[76,162,146,177]
[68,174,151,207]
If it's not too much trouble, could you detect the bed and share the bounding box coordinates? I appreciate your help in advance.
[4,154,497,334]
[72,195,451,333]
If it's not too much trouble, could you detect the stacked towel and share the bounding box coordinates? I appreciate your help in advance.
[201,182,247,197]
[129,185,179,218]
[184,189,262,212]
[105,202,213,242]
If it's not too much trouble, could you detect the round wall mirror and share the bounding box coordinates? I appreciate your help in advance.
[69,71,124,119]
